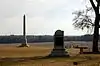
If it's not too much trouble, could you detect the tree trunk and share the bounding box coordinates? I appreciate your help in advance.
[92,15,99,52]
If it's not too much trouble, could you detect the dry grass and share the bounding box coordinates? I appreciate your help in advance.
[0,43,53,58]
[0,43,100,66]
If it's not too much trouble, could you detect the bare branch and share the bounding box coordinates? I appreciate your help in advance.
[72,7,94,33]
[90,0,97,12]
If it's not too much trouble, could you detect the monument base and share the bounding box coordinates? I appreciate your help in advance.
[18,43,29,47]
[18,38,29,47]
[49,48,69,57]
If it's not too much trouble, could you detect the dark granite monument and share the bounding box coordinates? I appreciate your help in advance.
[54,30,64,49]
[49,30,69,57]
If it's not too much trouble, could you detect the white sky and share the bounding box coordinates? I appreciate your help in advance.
[0,0,91,36]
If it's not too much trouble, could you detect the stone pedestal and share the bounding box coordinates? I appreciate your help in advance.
[21,38,29,47]
[49,30,69,57]
[49,48,69,57]
[18,37,29,47]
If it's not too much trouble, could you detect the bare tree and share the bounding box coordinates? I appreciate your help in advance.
[73,0,100,52]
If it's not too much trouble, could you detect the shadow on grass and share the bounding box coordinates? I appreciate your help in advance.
[83,52,100,54]
[0,54,99,66]
[0,55,71,66]
[0,55,71,63]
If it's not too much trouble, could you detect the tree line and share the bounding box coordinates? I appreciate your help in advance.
[0,34,99,43]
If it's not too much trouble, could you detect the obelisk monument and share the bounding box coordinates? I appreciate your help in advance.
[18,14,29,47]
[23,14,26,42]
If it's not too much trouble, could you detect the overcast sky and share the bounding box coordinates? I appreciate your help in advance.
[0,0,91,36]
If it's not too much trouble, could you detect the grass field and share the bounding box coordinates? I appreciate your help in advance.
[0,43,100,66]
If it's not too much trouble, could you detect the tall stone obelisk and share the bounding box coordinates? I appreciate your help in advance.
[23,14,26,40]
[18,14,29,47]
